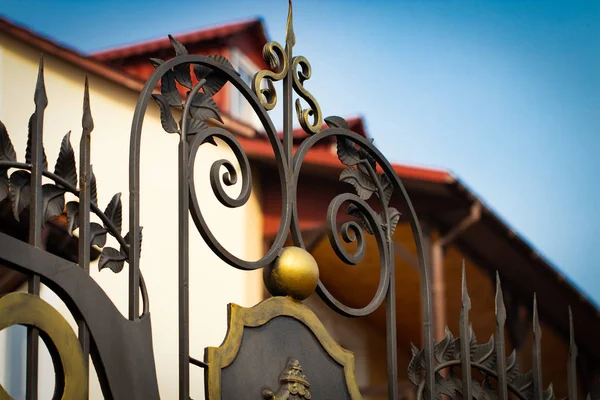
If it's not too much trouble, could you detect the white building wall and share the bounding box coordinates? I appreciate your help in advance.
[0,32,263,399]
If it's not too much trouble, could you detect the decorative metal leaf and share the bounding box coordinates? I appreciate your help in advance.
[9,170,30,221]
[190,93,223,123]
[66,201,79,234]
[25,113,48,170]
[180,118,207,136]
[506,350,519,382]
[169,35,192,89]
[161,70,182,107]
[410,342,419,358]
[104,193,122,234]
[472,335,495,368]
[358,142,377,172]
[436,372,459,399]
[0,120,17,162]
[152,94,180,134]
[168,34,188,57]
[471,380,489,400]
[41,184,65,226]
[0,121,13,202]
[435,327,455,363]
[174,63,192,90]
[98,247,126,273]
[346,203,375,235]
[54,131,77,187]
[513,372,533,399]
[339,167,376,200]
[336,137,361,166]
[380,174,393,206]
[90,166,98,206]
[408,347,424,386]
[149,58,164,69]
[381,207,401,235]
[90,222,107,248]
[324,116,350,130]
[0,170,8,203]
[193,54,235,97]
[544,384,555,400]
[124,227,143,256]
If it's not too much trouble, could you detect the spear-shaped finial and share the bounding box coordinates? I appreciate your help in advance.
[495,271,506,325]
[35,56,48,110]
[461,260,471,311]
[82,76,94,135]
[286,0,296,49]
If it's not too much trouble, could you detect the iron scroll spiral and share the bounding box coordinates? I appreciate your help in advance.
[129,55,292,273]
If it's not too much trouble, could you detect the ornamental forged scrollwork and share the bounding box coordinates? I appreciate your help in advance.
[408,266,564,400]
[253,0,322,135]
[0,67,142,277]
[263,359,313,400]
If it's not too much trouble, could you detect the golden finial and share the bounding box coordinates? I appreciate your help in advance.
[286,0,296,49]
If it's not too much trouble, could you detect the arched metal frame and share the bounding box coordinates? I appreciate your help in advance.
[0,2,587,400]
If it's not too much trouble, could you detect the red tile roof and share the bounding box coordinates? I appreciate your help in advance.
[0,17,146,93]
[92,19,267,62]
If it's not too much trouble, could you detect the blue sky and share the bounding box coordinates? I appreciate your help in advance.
[2,0,599,305]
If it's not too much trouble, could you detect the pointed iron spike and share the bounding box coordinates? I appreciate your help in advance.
[533,294,541,339]
[495,272,508,400]
[495,271,507,325]
[568,306,578,400]
[35,56,48,110]
[461,260,471,310]
[569,307,576,349]
[532,293,543,400]
[285,0,296,48]
[82,76,94,134]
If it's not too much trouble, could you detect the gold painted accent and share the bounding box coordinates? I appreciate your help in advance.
[285,0,296,50]
[252,0,323,136]
[262,359,312,399]
[205,296,362,400]
[292,56,323,135]
[252,41,287,110]
[263,246,319,301]
[0,293,87,400]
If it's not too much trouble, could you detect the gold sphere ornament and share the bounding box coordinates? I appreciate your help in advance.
[263,246,319,300]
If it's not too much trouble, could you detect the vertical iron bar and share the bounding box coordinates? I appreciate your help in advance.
[568,307,578,400]
[78,76,93,395]
[532,295,543,400]
[283,0,295,167]
[26,57,48,400]
[495,272,508,400]
[459,262,472,400]
[178,78,204,400]
[386,243,398,400]
[178,137,190,400]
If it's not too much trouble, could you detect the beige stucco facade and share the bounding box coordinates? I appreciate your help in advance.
[0,32,264,399]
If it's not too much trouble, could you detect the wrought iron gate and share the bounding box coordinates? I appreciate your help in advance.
[0,2,593,399]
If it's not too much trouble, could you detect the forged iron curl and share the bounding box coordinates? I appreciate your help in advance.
[252,42,288,110]
[130,55,292,274]
[292,56,322,135]
[323,193,390,317]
